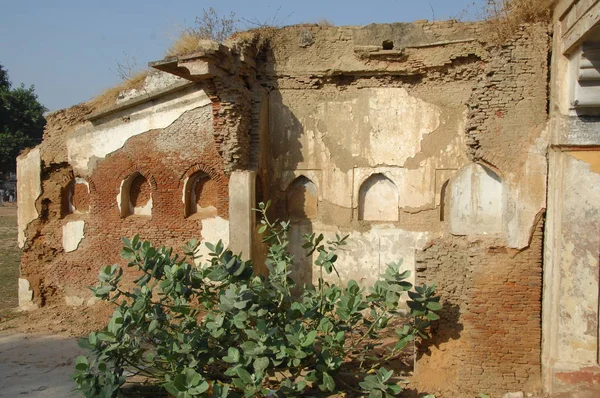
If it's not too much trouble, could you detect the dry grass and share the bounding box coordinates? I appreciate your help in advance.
[166,32,205,58]
[315,18,335,27]
[88,70,148,112]
[166,7,238,57]
[483,0,556,42]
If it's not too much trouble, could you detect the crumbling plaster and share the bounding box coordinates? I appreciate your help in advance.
[16,148,41,248]
[17,19,553,396]
[67,85,211,177]
[62,220,85,253]
[542,1,600,393]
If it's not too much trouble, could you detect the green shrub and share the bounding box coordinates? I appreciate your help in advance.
[73,201,441,397]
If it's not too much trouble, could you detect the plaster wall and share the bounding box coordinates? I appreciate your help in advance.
[556,153,600,366]
[543,3,600,392]
[16,148,41,248]
[67,86,211,176]
[18,20,552,397]
[448,163,503,236]
[269,86,469,285]
[195,216,230,263]
[62,220,85,253]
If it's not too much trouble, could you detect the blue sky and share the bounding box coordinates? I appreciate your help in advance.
[0,0,486,111]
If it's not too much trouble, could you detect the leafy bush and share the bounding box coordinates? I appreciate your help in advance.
[74,201,441,397]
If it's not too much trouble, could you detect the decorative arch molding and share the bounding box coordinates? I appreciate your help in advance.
[114,165,158,191]
[286,176,318,221]
[280,171,321,194]
[180,163,228,219]
[358,173,399,221]
[179,163,224,187]
[448,162,505,236]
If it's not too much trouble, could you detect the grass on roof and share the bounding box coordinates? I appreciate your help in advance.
[483,0,556,42]
[88,70,149,112]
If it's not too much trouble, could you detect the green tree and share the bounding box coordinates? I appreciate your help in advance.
[0,64,46,174]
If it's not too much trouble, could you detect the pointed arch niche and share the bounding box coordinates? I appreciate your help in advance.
[448,163,504,236]
[184,171,218,218]
[119,172,152,218]
[358,174,399,221]
[286,176,318,221]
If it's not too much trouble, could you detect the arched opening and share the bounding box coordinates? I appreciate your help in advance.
[448,163,504,235]
[61,180,74,218]
[439,179,449,222]
[61,178,90,216]
[358,174,398,221]
[286,176,318,221]
[185,172,218,218]
[120,172,152,218]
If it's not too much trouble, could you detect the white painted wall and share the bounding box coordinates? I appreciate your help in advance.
[67,86,212,175]
[270,87,466,286]
[62,220,85,253]
[16,148,41,248]
[359,174,399,221]
[555,154,600,367]
[449,163,504,236]
[196,217,230,265]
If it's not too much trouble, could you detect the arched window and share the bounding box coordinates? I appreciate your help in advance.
[185,172,218,218]
[448,163,503,235]
[286,176,318,220]
[358,174,398,221]
[120,172,152,217]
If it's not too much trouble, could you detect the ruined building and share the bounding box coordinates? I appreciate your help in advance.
[15,0,600,395]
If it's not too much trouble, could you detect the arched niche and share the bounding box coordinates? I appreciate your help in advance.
[286,176,318,220]
[448,163,504,235]
[61,180,74,218]
[119,172,152,218]
[358,173,399,221]
[72,180,90,213]
[184,171,218,218]
[61,178,90,216]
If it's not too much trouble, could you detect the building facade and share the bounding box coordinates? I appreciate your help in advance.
[15,7,600,395]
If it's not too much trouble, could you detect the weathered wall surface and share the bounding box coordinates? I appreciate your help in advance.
[415,215,544,395]
[555,153,600,366]
[16,148,41,248]
[19,82,232,306]
[19,20,551,396]
[258,22,549,394]
[543,1,600,393]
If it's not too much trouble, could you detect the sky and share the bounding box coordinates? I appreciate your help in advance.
[0,0,486,112]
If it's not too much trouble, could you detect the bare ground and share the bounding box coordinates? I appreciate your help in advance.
[0,205,20,312]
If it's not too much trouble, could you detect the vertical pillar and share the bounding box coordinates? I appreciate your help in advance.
[16,148,42,311]
[228,171,255,259]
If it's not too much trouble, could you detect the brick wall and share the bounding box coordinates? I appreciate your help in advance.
[21,107,229,304]
[414,214,544,395]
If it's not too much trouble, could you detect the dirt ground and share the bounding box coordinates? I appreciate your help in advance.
[0,205,20,312]
[0,206,113,336]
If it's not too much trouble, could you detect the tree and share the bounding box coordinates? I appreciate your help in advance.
[0,64,47,174]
